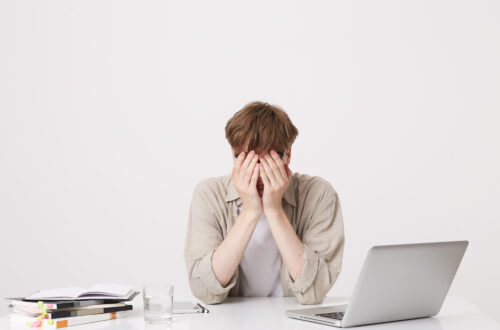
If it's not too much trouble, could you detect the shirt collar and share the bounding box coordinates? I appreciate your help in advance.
[225,175,296,207]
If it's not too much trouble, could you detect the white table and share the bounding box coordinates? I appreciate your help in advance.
[2,296,499,330]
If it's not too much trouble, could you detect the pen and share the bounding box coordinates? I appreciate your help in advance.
[196,302,209,313]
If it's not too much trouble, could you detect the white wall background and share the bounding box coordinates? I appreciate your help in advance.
[1,0,499,323]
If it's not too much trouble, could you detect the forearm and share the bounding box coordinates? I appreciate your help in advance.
[266,208,305,281]
[212,210,259,287]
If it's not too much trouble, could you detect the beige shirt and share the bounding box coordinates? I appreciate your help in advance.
[184,172,345,305]
[237,204,283,297]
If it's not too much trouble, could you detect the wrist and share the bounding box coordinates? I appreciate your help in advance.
[240,208,262,222]
[263,205,285,219]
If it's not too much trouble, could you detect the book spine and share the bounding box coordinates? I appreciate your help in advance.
[10,311,128,328]
[49,305,132,319]
[54,312,125,328]
[16,299,107,309]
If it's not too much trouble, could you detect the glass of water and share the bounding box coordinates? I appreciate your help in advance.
[143,284,173,324]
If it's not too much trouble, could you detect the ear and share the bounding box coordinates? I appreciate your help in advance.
[284,147,292,165]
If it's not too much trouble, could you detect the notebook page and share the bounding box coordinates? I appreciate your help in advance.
[84,283,131,296]
[27,287,87,300]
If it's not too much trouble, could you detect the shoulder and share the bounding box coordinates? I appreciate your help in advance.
[194,175,230,193]
[192,175,231,204]
[193,175,231,197]
[292,172,339,202]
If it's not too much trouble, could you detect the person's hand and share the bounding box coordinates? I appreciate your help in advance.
[259,150,292,216]
[231,150,262,218]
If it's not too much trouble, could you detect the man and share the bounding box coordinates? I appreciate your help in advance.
[184,101,344,304]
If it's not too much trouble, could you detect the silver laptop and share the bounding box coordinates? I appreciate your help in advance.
[286,240,468,327]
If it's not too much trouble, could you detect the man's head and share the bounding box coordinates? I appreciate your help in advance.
[225,101,299,196]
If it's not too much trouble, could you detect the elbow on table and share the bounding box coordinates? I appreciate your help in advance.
[189,280,229,305]
[296,294,326,305]
[193,291,228,305]
[293,286,328,305]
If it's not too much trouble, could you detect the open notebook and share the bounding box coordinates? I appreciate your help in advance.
[25,283,138,301]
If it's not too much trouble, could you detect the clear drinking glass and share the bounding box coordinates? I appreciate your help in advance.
[143,284,174,324]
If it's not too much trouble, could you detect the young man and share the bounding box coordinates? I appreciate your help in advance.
[184,101,344,305]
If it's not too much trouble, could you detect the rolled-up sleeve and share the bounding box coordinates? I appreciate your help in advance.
[285,183,345,304]
[184,181,237,304]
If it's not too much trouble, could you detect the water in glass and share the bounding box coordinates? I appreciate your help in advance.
[143,285,173,324]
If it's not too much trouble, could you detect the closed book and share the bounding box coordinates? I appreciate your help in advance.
[10,311,129,328]
[5,298,111,310]
[9,303,133,319]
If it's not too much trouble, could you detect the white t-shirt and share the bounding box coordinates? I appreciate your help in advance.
[237,205,284,297]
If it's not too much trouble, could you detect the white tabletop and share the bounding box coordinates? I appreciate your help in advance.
[2,296,499,330]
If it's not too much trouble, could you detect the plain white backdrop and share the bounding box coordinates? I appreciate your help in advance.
[1,0,499,323]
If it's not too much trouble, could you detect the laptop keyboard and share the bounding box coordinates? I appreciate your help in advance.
[316,311,345,320]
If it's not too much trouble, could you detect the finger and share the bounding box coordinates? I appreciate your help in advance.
[270,150,287,179]
[259,164,271,187]
[233,151,246,175]
[263,153,283,185]
[250,163,260,187]
[260,156,277,186]
[243,155,259,185]
[241,150,255,172]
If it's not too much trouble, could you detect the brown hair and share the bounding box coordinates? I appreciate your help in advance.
[225,101,299,153]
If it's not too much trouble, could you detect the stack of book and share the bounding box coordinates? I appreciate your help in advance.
[6,283,138,328]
